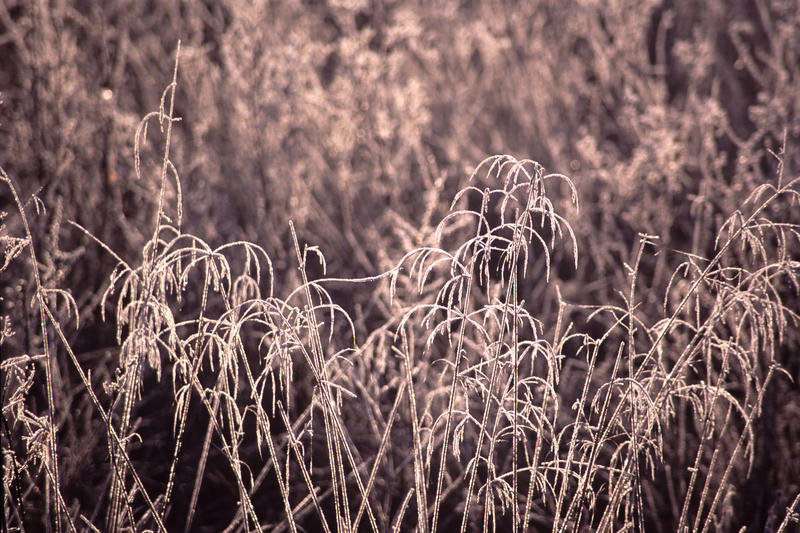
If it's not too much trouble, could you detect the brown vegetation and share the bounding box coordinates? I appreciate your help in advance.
[2,1,799,531]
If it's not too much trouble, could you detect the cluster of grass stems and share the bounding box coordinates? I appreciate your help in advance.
[3,44,800,533]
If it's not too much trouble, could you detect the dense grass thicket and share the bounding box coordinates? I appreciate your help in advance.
[2,1,800,531]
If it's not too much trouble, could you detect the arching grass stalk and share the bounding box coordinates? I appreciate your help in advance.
[448,156,576,532]
[107,41,182,533]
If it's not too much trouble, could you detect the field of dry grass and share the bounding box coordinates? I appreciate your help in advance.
[2,1,800,532]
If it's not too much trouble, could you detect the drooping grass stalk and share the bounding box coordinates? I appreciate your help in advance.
[556,316,626,531]
[163,249,214,526]
[107,41,182,533]
[2,169,74,533]
[458,157,576,532]
[39,287,168,533]
[429,186,487,533]
[228,312,298,533]
[290,221,379,533]
[480,210,527,533]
